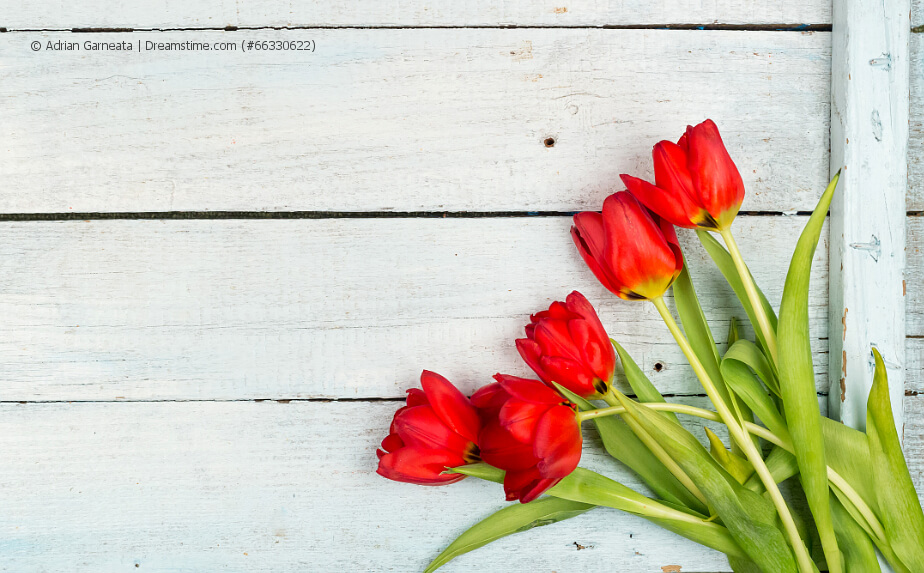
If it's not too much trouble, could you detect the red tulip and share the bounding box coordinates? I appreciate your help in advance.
[377,370,481,485]
[620,119,745,231]
[472,374,582,503]
[516,291,616,397]
[571,191,683,301]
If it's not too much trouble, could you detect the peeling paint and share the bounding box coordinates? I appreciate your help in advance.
[661,566,682,573]
[841,350,847,401]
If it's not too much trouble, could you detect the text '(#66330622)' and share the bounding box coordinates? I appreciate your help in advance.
[33,38,316,53]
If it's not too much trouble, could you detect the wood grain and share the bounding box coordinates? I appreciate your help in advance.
[829,0,910,435]
[0,216,827,401]
[900,217,924,334]
[0,30,830,213]
[1,1,831,29]
[0,398,755,573]
[908,31,924,210]
[1,395,919,573]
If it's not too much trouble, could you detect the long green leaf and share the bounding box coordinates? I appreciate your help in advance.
[867,349,924,569]
[743,446,799,493]
[705,427,754,484]
[561,388,706,512]
[611,338,677,422]
[830,493,881,573]
[423,496,594,572]
[674,264,756,455]
[698,230,779,355]
[551,469,746,558]
[613,392,799,572]
[673,264,728,402]
[451,464,748,559]
[721,340,788,439]
[820,418,877,515]
[777,172,841,572]
[725,337,780,396]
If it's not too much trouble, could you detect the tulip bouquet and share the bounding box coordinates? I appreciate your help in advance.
[376,120,924,572]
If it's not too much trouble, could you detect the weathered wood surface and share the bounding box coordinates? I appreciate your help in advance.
[0,1,831,29]
[0,30,830,213]
[908,31,924,210]
[0,217,827,401]
[829,0,909,438]
[901,217,924,334]
[0,396,920,573]
[0,398,761,573]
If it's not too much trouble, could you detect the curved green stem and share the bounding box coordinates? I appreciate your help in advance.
[601,390,709,509]
[719,228,779,365]
[578,401,887,546]
[651,296,813,572]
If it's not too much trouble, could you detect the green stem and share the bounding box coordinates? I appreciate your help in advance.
[601,390,710,509]
[719,228,779,365]
[651,296,814,573]
[578,401,888,547]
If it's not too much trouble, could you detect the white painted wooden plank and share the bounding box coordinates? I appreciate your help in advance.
[903,218,924,334]
[0,30,830,213]
[903,338,924,393]
[0,217,827,401]
[1,1,831,29]
[907,31,924,210]
[903,395,924,491]
[828,0,909,435]
[5,395,920,573]
[0,398,794,572]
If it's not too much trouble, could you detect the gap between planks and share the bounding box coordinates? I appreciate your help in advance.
[1,393,837,404]
[0,24,834,33]
[0,211,820,221]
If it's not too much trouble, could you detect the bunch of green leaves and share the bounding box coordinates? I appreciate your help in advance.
[422,173,924,572]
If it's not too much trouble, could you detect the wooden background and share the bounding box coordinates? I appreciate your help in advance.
[0,2,920,571]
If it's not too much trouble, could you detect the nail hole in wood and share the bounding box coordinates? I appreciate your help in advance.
[544,137,556,148]
[654,362,664,372]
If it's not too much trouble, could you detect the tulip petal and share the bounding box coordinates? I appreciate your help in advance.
[377,446,467,485]
[538,355,596,397]
[533,320,583,364]
[471,381,508,415]
[380,432,405,453]
[479,421,539,471]
[406,387,429,408]
[515,338,549,382]
[502,468,541,501]
[621,172,700,229]
[601,192,679,300]
[503,468,562,503]
[534,406,582,478]
[566,318,612,384]
[545,301,576,320]
[420,370,481,444]
[496,375,562,405]
[563,291,599,325]
[499,399,548,442]
[685,119,744,224]
[571,214,623,295]
[394,405,472,453]
[652,141,697,203]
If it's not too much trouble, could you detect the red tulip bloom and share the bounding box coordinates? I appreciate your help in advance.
[473,375,582,503]
[377,370,481,485]
[571,191,683,301]
[620,119,745,231]
[516,291,616,397]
